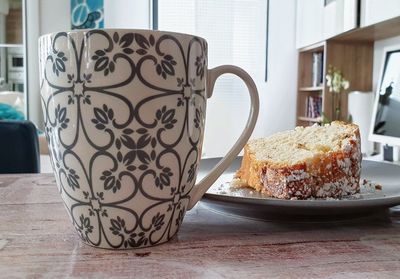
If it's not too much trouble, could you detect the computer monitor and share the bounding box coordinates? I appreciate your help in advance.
[369,45,400,152]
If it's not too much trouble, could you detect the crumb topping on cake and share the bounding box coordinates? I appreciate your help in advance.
[247,122,358,167]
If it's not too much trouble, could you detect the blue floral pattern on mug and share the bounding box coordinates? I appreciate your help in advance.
[39,30,207,249]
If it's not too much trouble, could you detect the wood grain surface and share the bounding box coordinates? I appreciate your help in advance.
[1,174,400,278]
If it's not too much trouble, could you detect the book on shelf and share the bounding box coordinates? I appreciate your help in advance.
[305,96,322,119]
[312,52,324,87]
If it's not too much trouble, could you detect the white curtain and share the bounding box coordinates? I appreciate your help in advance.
[158,0,267,157]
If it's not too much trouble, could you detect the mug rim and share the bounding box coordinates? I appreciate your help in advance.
[38,28,207,43]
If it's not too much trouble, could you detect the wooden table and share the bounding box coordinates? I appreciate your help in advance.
[2,174,400,278]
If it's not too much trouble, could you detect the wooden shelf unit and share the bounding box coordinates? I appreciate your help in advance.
[296,40,373,126]
[0,44,24,48]
[299,86,324,92]
[296,42,325,125]
[298,116,322,122]
[333,16,400,43]
[296,15,400,127]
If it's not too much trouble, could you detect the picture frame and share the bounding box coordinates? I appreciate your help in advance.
[71,0,104,30]
[369,45,400,146]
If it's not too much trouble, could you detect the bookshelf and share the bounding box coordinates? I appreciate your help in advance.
[296,40,373,126]
[299,86,324,92]
[297,116,322,122]
[296,42,325,126]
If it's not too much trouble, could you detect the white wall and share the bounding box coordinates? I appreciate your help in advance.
[39,0,70,35]
[104,0,150,29]
[26,0,41,128]
[260,0,297,136]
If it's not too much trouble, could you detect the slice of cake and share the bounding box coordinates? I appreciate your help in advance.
[235,121,362,199]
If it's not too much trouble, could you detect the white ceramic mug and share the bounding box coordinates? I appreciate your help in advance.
[39,29,259,249]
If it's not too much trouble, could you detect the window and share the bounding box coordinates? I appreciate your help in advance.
[155,0,268,157]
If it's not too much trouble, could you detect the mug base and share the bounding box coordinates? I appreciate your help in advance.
[77,231,179,250]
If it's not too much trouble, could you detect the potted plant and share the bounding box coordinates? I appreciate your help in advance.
[324,65,350,123]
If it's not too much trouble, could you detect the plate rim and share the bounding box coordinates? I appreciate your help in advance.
[201,158,400,210]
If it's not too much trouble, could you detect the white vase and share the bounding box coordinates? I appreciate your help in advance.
[348,91,374,156]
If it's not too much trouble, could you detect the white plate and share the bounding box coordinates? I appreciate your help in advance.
[199,157,400,219]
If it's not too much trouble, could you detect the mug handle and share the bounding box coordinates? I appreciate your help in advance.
[187,65,260,210]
